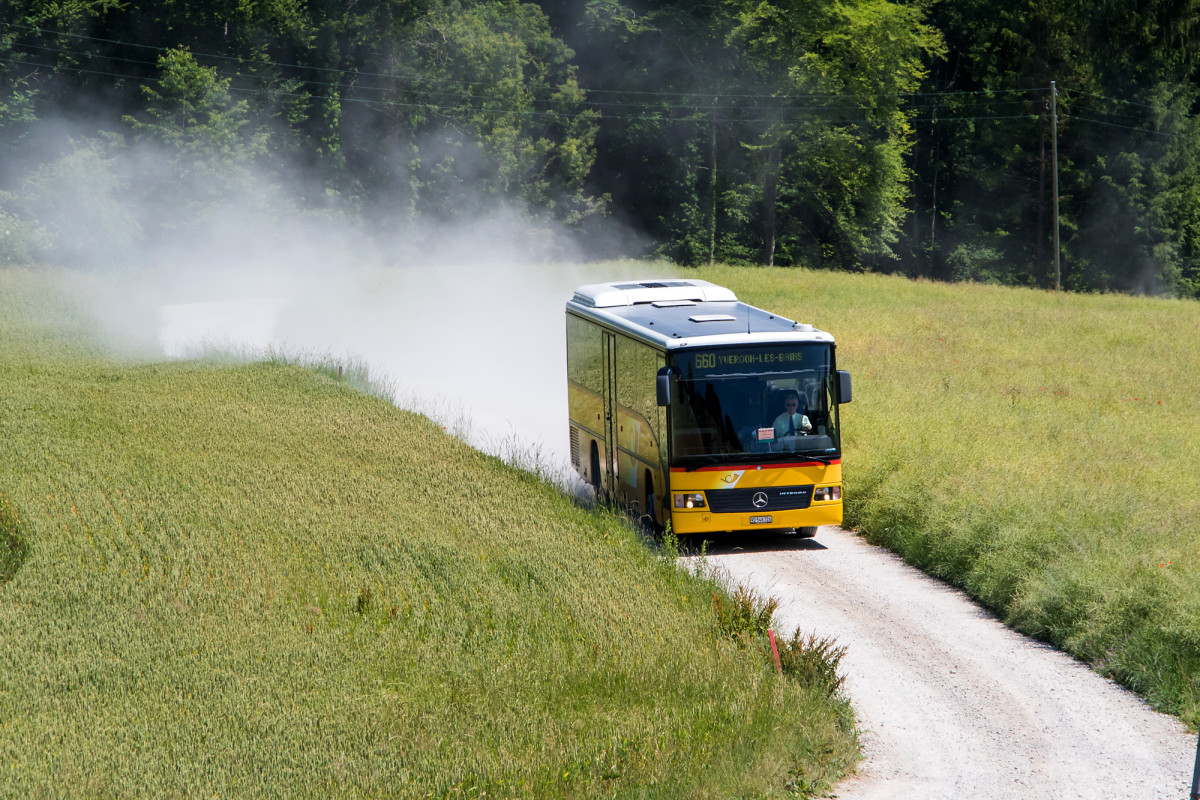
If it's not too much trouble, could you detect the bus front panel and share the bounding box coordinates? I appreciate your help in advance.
[664,342,845,535]
[666,461,843,534]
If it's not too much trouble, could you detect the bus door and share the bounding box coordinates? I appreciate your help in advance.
[601,330,618,496]
[653,354,669,525]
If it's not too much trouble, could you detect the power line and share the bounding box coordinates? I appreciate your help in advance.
[4,23,1194,136]
[0,54,1074,129]
[0,50,1059,126]
[12,52,1178,136]
[1064,88,1162,110]
[2,20,1051,103]
[0,38,1049,119]
[1066,114,1177,137]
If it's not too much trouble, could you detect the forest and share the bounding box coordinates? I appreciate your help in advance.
[3,0,1200,296]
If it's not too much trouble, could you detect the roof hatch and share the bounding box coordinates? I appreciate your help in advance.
[571,279,738,308]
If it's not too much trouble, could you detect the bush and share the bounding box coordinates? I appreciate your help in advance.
[946,240,1009,284]
[712,583,848,700]
[19,141,141,268]
[777,630,848,698]
[713,584,778,646]
[0,199,51,265]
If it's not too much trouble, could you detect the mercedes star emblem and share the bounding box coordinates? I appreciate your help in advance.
[752,492,768,508]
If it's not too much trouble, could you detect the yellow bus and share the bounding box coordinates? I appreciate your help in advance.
[566,279,851,538]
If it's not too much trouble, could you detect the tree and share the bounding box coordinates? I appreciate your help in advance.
[727,0,944,266]
[565,0,941,267]
[125,47,268,166]
[330,0,601,238]
[563,0,758,263]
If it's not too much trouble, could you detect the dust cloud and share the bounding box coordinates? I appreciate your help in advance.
[153,250,645,476]
[8,119,661,478]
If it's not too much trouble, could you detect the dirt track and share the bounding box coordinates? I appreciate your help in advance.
[682,526,1196,799]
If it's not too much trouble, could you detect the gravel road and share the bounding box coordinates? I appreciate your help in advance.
[682,526,1196,799]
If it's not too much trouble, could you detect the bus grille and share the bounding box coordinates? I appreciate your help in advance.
[570,427,581,467]
[705,485,814,513]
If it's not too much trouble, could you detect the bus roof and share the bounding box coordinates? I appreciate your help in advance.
[567,279,834,350]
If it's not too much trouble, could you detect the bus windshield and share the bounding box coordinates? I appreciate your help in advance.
[668,344,841,464]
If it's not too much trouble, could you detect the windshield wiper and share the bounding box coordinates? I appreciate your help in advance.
[683,453,760,471]
[790,451,836,464]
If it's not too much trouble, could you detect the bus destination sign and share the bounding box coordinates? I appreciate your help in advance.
[683,347,807,376]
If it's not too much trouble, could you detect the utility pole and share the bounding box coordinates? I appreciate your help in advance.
[708,99,718,265]
[1051,81,1061,291]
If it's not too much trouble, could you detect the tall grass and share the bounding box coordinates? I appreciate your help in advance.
[0,266,857,798]
[0,493,25,585]
[699,264,1200,724]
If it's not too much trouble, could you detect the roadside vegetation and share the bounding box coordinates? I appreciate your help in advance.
[0,266,857,798]
[700,264,1200,725]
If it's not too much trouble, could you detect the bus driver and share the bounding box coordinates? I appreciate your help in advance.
[773,391,812,438]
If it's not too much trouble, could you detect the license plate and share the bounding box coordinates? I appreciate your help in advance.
[749,515,773,524]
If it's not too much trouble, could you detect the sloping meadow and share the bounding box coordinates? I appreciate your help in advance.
[702,264,1200,724]
[0,267,856,798]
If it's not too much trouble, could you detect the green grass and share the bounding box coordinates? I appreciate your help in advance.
[697,264,1200,724]
[0,266,857,798]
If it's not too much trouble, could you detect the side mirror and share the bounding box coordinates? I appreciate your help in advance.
[656,367,674,407]
[837,370,852,404]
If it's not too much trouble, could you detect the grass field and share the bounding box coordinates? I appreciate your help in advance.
[698,264,1200,725]
[0,267,857,798]
[9,256,1200,795]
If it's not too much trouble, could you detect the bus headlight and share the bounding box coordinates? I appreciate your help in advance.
[673,493,706,509]
[814,486,842,502]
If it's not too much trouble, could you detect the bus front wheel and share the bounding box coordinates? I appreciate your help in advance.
[643,472,660,533]
[796,526,818,538]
